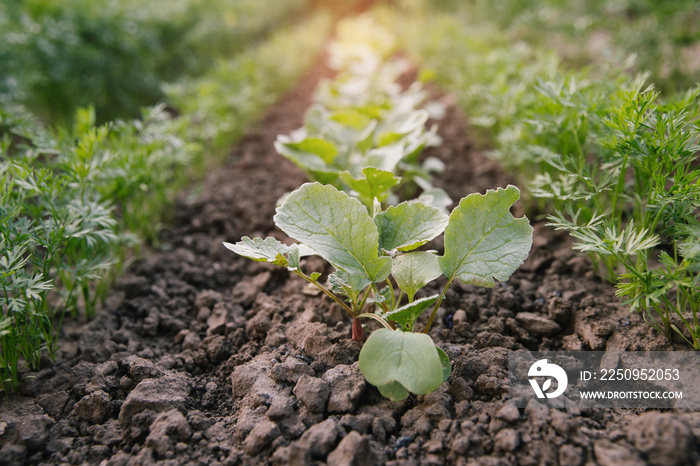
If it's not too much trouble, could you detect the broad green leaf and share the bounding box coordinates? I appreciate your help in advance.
[377,381,408,400]
[359,328,445,401]
[392,252,442,301]
[377,131,404,147]
[356,104,384,120]
[340,167,401,204]
[375,201,448,253]
[274,137,340,186]
[376,111,429,147]
[274,136,334,170]
[438,185,533,287]
[298,138,338,164]
[417,188,453,214]
[330,108,373,129]
[274,183,392,289]
[383,294,439,330]
[364,143,406,173]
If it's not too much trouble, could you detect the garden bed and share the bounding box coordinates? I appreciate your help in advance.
[0,62,698,466]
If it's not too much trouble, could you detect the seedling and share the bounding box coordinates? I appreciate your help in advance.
[275,102,448,210]
[274,15,450,213]
[225,182,532,400]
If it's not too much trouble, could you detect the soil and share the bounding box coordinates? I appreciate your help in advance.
[1,59,700,466]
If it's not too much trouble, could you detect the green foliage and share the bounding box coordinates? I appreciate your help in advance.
[0,0,310,125]
[375,201,448,254]
[0,8,330,392]
[405,0,700,95]
[225,182,533,399]
[358,328,449,401]
[1,122,121,392]
[391,252,441,303]
[439,186,534,287]
[383,3,700,347]
[0,98,200,392]
[165,12,332,163]
[545,87,700,347]
[274,15,449,211]
[274,182,392,290]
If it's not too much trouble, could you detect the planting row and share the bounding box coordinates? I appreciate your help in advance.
[0,13,332,393]
[379,4,700,348]
[226,16,533,400]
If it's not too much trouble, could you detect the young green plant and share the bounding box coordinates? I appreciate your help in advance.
[274,16,449,212]
[225,182,533,400]
[546,87,700,347]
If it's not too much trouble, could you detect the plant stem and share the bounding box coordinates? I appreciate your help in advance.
[292,270,354,317]
[422,277,454,334]
[357,287,372,314]
[371,282,389,314]
[356,312,393,330]
[352,317,364,341]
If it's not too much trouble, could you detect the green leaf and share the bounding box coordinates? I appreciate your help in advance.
[438,185,533,287]
[274,183,392,289]
[377,132,404,147]
[298,138,338,163]
[375,201,448,253]
[224,237,292,268]
[377,381,409,400]
[330,109,373,129]
[224,237,313,270]
[364,143,406,173]
[392,252,442,301]
[274,135,339,184]
[384,294,439,330]
[339,167,401,204]
[274,136,336,168]
[376,110,429,146]
[417,187,453,213]
[376,285,393,305]
[359,328,446,401]
[436,346,451,383]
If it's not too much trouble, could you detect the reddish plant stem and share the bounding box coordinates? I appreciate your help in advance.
[352,317,364,341]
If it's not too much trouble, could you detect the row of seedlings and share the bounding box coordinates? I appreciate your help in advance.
[226,16,534,400]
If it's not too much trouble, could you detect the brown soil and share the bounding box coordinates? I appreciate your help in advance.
[1,61,699,466]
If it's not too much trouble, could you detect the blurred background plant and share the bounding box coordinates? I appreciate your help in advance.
[410,0,700,96]
[0,0,310,126]
[0,0,334,392]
